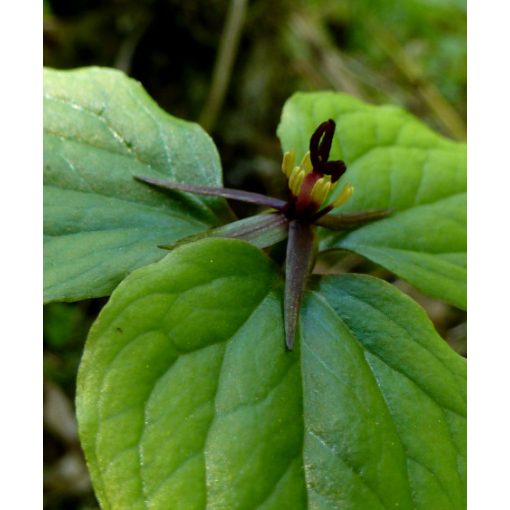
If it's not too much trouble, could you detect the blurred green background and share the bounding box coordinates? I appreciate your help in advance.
[43,0,466,507]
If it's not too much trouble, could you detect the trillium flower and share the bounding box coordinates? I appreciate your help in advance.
[136,120,390,350]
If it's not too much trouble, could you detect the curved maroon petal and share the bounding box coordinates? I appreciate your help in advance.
[320,160,347,182]
[309,119,335,168]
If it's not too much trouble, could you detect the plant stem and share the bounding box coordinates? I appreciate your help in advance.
[199,0,248,132]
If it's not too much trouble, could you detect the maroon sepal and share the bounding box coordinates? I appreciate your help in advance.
[315,209,393,230]
[284,220,316,350]
[159,212,289,250]
[135,176,287,210]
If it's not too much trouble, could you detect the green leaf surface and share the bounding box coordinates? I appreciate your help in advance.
[303,274,466,509]
[277,92,466,309]
[77,239,305,510]
[44,67,232,303]
[77,238,465,509]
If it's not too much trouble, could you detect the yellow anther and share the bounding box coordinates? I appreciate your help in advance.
[300,151,313,173]
[288,167,305,195]
[310,176,331,205]
[288,166,300,190]
[320,180,332,202]
[291,169,306,195]
[281,150,295,177]
[319,179,332,202]
[332,183,354,208]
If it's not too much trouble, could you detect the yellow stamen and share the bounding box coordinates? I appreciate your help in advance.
[300,151,313,173]
[332,183,354,208]
[289,168,305,195]
[281,150,295,177]
[310,176,331,205]
[288,166,300,191]
[321,178,333,201]
[292,170,306,195]
[329,179,339,193]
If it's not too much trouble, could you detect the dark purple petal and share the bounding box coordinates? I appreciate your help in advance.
[309,119,335,167]
[284,220,316,350]
[320,160,347,182]
[318,119,335,162]
[135,176,287,210]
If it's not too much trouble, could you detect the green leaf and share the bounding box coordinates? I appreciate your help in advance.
[332,194,466,309]
[303,274,466,509]
[44,67,232,304]
[77,238,465,509]
[76,239,306,509]
[277,92,466,309]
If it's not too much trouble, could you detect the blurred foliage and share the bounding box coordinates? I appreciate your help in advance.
[43,0,466,507]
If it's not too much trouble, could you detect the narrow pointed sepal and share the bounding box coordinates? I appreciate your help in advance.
[284,220,316,350]
[159,212,289,250]
[315,209,393,230]
[135,176,287,210]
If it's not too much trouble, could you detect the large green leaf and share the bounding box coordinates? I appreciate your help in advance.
[303,275,466,509]
[44,67,232,303]
[77,239,305,509]
[77,238,466,509]
[277,92,466,309]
